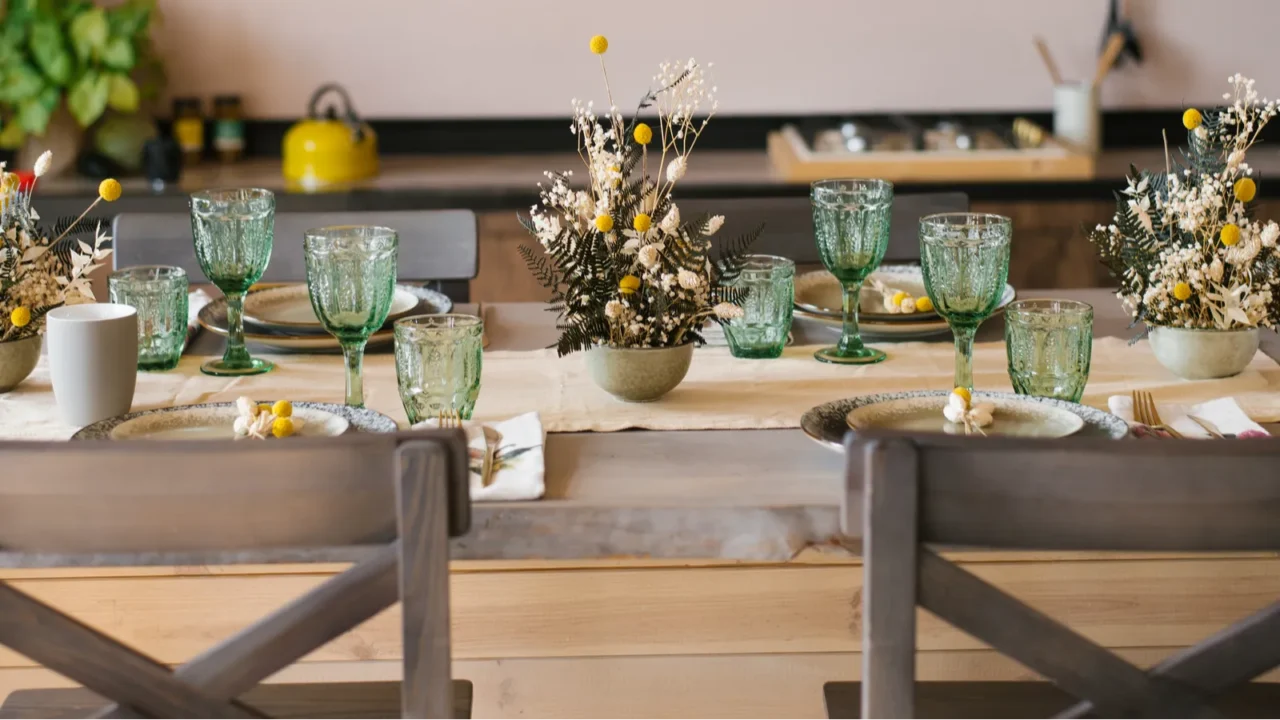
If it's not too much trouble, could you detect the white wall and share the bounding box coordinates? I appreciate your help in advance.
[153,0,1271,118]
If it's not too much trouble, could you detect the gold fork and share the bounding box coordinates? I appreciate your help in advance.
[436,408,463,429]
[1132,390,1183,438]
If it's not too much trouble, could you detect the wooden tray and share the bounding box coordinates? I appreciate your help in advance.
[767,125,1096,183]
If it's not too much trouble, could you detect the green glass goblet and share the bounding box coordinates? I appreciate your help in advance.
[919,213,1012,392]
[810,178,894,364]
[304,225,399,407]
[190,188,276,376]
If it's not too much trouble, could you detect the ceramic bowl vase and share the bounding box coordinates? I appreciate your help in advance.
[585,343,694,402]
[0,335,41,393]
[1148,326,1259,380]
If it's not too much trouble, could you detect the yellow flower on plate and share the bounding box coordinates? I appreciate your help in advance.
[951,387,971,406]
[272,416,295,438]
[1173,281,1193,301]
[619,274,640,294]
[9,306,30,328]
[1221,223,1241,246]
[594,214,614,233]
[589,35,608,54]
[915,296,934,312]
[633,123,653,145]
[1182,108,1203,130]
[633,213,652,232]
[890,291,908,307]
[272,399,293,418]
[98,178,122,202]
[1234,177,1257,203]
[258,403,272,415]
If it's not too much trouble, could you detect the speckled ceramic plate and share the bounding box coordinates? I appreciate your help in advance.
[794,265,1016,324]
[846,394,1083,438]
[801,390,1129,452]
[793,308,953,340]
[72,401,398,440]
[243,284,426,330]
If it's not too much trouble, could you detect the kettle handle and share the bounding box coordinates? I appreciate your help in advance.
[307,83,366,141]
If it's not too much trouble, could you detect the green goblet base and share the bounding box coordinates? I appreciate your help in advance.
[200,357,275,377]
[813,345,887,365]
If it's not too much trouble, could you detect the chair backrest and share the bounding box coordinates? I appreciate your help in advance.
[112,209,478,284]
[845,433,1280,717]
[685,192,968,265]
[0,431,470,718]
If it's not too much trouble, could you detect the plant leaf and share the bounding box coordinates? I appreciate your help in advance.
[0,62,45,103]
[17,96,52,134]
[68,7,108,62]
[28,19,72,85]
[106,72,138,111]
[0,119,26,149]
[100,35,134,70]
[66,70,109,127]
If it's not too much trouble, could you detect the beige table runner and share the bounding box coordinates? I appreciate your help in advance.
[5,337,1280,440]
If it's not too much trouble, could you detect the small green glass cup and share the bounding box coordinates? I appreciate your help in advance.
[304,225,399,408]
[723,255,795,359]
[108,265,188,371]
[1005,299,1093,403]
[190,187,275,377]
[394,314,483,423]
[810,178,894,365]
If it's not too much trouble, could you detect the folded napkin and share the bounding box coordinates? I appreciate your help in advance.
[411,411,545,501]
[1107,395,1270,438]
[186,289,213,349]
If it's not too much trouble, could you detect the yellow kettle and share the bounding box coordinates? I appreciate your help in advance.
[283,84,378,190]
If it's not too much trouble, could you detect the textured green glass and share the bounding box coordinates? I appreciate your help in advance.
[723,255,794,359]
[394,314,483,423]
[109,265,188,371]
[190,188,275,377]
[810,178,894,364]
[920,213,1012,392]
[304,225,399,408]
[1005,299,1093,402]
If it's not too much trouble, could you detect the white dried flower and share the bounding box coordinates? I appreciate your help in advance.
[666,155,687,183]
[660,205,681,235]
[703,215,725,236]
[677,269,700,290]
[637,243,661,268]
[605,300,624,319]
[235,396,259,419]
[899,297,915,313]
[232,416,252,437]
[942,404,966,423]
[33,151,52,178]
[1227,149,1246,171]
[713,302,743,320]
[1261,221,1279,248]
[1208,257,1225,283]
[883,296,900,313]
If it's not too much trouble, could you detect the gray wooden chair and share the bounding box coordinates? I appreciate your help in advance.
[0,431,472,719]
[112,210,479,301]
[684,192,968,265]
[826,433,1280,718]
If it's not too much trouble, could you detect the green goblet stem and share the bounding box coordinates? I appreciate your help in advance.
[838,280,867,355]
[222,292,254,368]
[952,325,977,392]
[341,340,367,408]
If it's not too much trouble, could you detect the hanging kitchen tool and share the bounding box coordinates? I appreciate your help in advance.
[1100,0,1142,68]
[282,83,379,190]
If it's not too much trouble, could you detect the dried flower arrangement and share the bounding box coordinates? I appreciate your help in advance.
[520,35,760,356]
[1090,75,1279,331]
[0,150,118,341]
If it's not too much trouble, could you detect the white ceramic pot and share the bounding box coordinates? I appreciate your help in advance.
[585,343,694,403]
[1148,326,1260,380]
[0,335,42,393]
[46,303,138,426]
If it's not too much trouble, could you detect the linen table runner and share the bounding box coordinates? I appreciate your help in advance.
[5,337,1280,440]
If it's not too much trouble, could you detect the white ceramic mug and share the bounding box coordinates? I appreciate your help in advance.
[1053,83,1101,153]
[46,303,139,427]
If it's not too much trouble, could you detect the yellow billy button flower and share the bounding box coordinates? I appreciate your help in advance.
[589,35,608,54]
[1182,108,1203,130]
[890,291,908,307]
[1220,223,1241,246]
[594,214,614,233]
[0,174,17,192]
[272,399,293,418]
[618,275,641,295]
[632,213,652,232]
[1234,177,1257,203]
[951,387,971,406]
[915,296,934,312]
[633,123,653,145]
[9,306,31,328]
[1173,281,1193,301]
[98,178,122,202]
[272,416,295,438]
[258,403,272,415]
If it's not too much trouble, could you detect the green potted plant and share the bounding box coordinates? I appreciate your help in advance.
[0,0,162,176]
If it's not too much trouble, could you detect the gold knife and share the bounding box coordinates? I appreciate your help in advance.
[1187,414,1227,439]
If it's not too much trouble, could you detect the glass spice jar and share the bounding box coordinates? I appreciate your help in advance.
[213,95,245,163]
[172,97,204,166]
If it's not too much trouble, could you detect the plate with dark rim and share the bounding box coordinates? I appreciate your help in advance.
[242,284,428,331]
[794,264,1016,324]
[72,401,398,440]
[800,390,1129,452]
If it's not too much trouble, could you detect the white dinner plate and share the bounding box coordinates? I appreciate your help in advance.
[794,265,1016,326]
[243,284,424,331]
[845,393,1085,438]
[71,401,400,440]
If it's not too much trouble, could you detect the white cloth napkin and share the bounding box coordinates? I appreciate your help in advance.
[186,289,213,348]
[1107,395,1270,438]
[411,411,545,501]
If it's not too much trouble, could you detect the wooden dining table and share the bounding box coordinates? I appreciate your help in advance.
[3,287,1279,717]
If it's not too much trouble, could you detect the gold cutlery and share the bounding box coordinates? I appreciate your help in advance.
[1131,390,1183,438]
[436,408,463,429]
[1187,414,1228,439]
[481,425,500,487]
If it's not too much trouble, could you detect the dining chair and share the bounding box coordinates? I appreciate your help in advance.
[112,209,479,301]
[0,430,472,719]
[826,432,1280,718]
[682,192,968,265]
